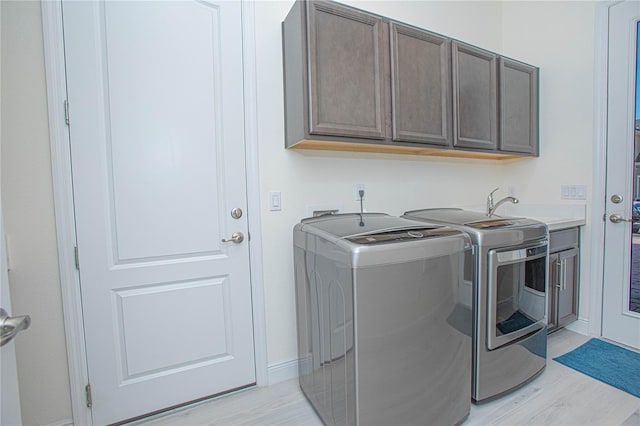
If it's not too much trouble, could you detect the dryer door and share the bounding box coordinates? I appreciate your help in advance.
[487,242,547,350]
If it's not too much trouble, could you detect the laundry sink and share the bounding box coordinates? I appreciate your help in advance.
[404,208,520,228]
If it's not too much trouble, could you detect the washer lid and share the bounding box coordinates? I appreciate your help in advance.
[299,213,442,241]
[345,227,463,245]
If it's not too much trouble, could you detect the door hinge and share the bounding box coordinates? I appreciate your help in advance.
[64,99,70,126]
[85,383,92,408]
[74,246,79,270]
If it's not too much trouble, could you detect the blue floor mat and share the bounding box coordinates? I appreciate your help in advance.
[553,338,640,398]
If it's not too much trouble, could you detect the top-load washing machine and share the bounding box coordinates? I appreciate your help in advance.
[293,213,472,425]
[402,208,548,403]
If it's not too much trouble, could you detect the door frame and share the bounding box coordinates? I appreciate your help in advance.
[597,0,640,348]
[589,1,615,339]
[40,2,267,425]
[591,0,634,340]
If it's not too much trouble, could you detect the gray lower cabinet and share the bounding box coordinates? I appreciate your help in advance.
[283,0,387,143]
[452,41,499,151]
[499,57,539,155]
[548,228,580,332]
[390,22,452,146]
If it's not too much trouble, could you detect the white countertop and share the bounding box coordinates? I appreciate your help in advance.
[526,216,586,231]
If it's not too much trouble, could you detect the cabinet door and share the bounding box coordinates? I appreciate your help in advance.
[557,248,579,328]
[390,23,451,146]
[547,253,560,331]
[499,57,539,155]
[307,0,386,139]
[452,41,498,150]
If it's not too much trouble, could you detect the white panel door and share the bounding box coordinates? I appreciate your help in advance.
[603,0,640,350]
[62,1,256,423]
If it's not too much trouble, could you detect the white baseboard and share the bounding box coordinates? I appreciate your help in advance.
[565,318,590,336]
[47,419,73,426]
[267,358,299,385]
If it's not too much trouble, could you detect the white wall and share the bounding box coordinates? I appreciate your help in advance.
[0,1,72,425]
[255,0,511,364]
[0,0,597,424]
[254,0,596,366]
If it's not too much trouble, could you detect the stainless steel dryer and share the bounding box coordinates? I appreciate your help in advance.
[402,208,548,403]
[293,213,472,426]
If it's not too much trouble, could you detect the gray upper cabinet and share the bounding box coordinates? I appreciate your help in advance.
[283,0,539,160]
[499,57,539,155]
[306,0,386,139]
[390,23,451,146]
[452,41,499,151]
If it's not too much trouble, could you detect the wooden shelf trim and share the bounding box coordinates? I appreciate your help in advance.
[288,139,526,160]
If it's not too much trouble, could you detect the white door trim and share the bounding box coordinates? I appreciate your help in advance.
[589,1,640,339]
[240,0,269,390]
[40,2,267,425]
[41,2,91,424]
[589,1,616,338]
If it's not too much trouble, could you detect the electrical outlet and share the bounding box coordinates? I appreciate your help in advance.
[560,185,587,200]
[355,184,366,201]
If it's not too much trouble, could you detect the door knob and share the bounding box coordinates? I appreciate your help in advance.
[221,232,244,244]
[0,308,31,347]
[609,214,632,223]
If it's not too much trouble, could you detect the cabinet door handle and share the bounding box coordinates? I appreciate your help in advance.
[561,259,568,291]
[554,260,561,288]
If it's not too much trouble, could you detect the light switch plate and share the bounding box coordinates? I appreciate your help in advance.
[269,191,282,211]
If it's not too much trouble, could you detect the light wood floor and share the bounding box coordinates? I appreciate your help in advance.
[136,329,640,426]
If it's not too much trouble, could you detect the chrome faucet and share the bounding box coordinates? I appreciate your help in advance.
[486,187,519,217]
